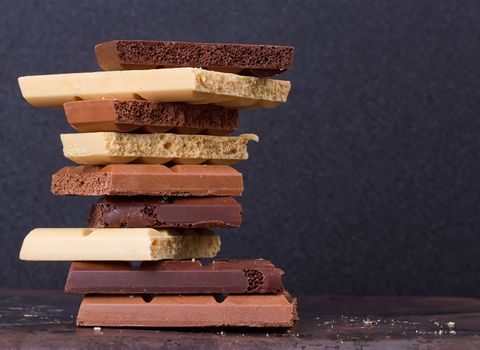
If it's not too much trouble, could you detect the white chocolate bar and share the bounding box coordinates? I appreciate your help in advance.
[19,228,220,261]
[18,68,290,108]
[61,132,259,165]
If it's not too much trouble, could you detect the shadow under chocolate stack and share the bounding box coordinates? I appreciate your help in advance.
[18,40,296,328]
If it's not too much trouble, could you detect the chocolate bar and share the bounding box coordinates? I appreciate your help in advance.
[61,132,258,165]
[88,196,242,228]
[95,40,294,77]
[64,99,239,135]
[65,259,283,294]
[18,68,291,108]
[76,293,297,327]
[51,164,243,196]
[19,228,220,261]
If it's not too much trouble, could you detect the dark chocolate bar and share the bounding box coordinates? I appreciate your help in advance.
[88,196,242,228]
[95,40,294,77]
[65,259,284,294]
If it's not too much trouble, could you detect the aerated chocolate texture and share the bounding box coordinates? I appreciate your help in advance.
[60,132,258,165]
[18,68,290,109]
[95,40,294,77]
[51,164,243,196]
[64,99,239,134]
[20,228,221,261]
[16,39,298,329]
[88,196,242,228]
[65,259,284,294]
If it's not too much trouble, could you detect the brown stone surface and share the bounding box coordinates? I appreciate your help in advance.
[51,164,243,196]
[64,99,239,134]
[64,259,284,294]
[2,289,480,348]
[95,40,294,77]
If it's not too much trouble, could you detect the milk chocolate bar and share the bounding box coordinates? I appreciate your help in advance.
[65,259,284,294]
[18,68,291,108]
[61,132,258,165]
[64,99,238,135]
[19,228,220,261]
[76,293,297,327]
[51,164,243,196]
[89,197,242,228]
[95,40,294,77]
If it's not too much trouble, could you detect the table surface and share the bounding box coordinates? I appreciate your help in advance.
[1,289,480,349]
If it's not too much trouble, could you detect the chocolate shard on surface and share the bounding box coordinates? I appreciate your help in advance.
[88,196,242,228]
[76,293,297,328]
[65,259,284,294]
[64,99,239,135]
[95,40,294,77]
[51,164,243,196]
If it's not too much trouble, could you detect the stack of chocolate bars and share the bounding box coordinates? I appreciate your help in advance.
[18,40,296,328]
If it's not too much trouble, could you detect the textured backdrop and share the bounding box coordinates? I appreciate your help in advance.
[1,0,480,296]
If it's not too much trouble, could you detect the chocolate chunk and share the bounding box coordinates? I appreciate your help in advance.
[51,164,243,196]
[88,196,242,228]
[76,293,297,328]
[64,99,239,134]
[95,40,294,77]
[65,259,284,294]
[61,132,257,166]
[20,228,220,261]
[19,68,290,109]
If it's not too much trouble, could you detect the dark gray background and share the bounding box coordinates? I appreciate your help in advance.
[1,0,480,296]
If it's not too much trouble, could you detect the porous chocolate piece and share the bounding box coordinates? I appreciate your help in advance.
[20,228,220,261]
[88,196,242,228]
[95,40,294,77]
[19,68,290,109]
[60,132,258,166]
[51,164,243,196]
[76,293,297,328]
[64,99,239,134]
[65,259,284,294]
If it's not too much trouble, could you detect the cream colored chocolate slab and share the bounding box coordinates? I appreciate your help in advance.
[19,228,220,261]
[77,294,297,327]
[17,68,290,108]
[61,132,258,165]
